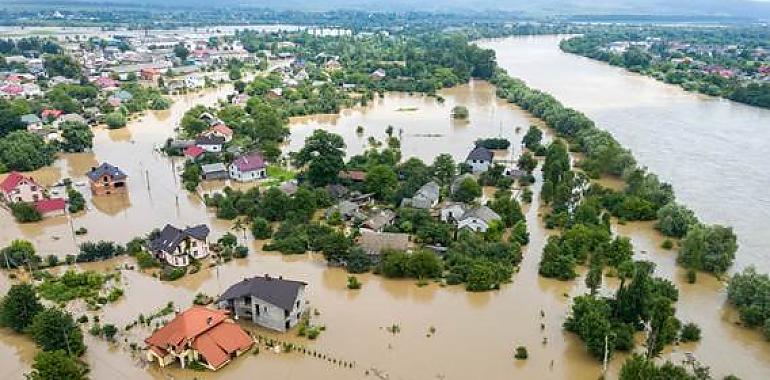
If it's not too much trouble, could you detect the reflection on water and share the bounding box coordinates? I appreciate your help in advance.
[1,40,769,379]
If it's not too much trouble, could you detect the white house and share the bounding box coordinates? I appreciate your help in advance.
[440,203,501,233]
[465,145,494,173]
[185,74,204,88]
[218,275,308,331]
[195,135,225,153]
[401,181,440,209]
[0,172,45,203]
[149,224,210,267]
[229,152,267,182]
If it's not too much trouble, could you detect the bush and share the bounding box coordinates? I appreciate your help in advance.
[514,346,528,360]
[9,202,42,223]
[135,251,160,269]
[0,239,42,269]
[67,188,86,213]
[661,239,673,250]
[251,217,273,239]
[679,322,701,342]
[27,350,88,380]
[347,276,362,290]
[104,112,126,129]
[234,246,249,258]
[159,266,186,281]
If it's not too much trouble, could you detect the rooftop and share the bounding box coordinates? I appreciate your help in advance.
[219,275,307,311]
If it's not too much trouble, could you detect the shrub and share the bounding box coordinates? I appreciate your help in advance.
[9,202,42,223]
[347,276,362,290]
[104,112,126,129]
[251,217,273,239]
[661,239,674,250]
[514,346,528,360]
[679,322,701,342]
[159,266,186,281]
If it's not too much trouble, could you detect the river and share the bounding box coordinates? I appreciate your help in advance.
[0,35,769,380]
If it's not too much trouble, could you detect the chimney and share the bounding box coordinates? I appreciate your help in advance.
[90,166,96,172]
[278,275,283,280]
[206,316,213,326]
[264,273,270,280]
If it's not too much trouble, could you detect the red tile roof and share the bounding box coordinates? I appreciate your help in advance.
[1,172,38,193]
[41,109,63,119]
[184,145,205,158]
[211,123,233,136]
[35,198,65,214]
[145,306,253,369]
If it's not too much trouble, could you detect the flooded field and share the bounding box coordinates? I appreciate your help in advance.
[1,36,770,380]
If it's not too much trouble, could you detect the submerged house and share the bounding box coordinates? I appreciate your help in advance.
[357,230,410,263]
[144,306,254,371]
[87,162,127,196]
[0,172,44,203]
[149,224,210,267]
[229,152,266,182]
[218,275,308,332]
[440,203,501,233]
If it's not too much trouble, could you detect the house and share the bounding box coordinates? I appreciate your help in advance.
[229,152,266,182]
[401,181,440,209]
[86,162,128,196]
[218,274,308,332]
[358,230,410,263]
[325,200,364,221]
[149,224,211,267]
[201,163,229,181]
[0,172,44,203]
[145,306,254,371]
[140,67,161,81]
[34,198,66,217]
[92,76,119,90]
[41,109,63,121]
[465,146,494,173]
[195,135,225,153]
[184,145,205,160]
[185,74,204,88]
[370,68,387,79]
[440,203,501,233]
[205,124,233,142]
[20,114,43,133]
[362,209,396,232]
[266,88,282,99]
[324,59,342,71]
[0,83,23,98]
[54,114,87,129]
[325,184,349,199]
[338,170,367,182]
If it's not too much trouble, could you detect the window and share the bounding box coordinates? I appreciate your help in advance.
[243,296,251,305]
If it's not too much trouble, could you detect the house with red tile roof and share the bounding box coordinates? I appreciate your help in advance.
[34,198,66,217]
[229,152,266,182]
[184,145,205,160]
[41,109,64,121]
[145,306,253,371]
[205,123,233,142]
[0,172,44,203]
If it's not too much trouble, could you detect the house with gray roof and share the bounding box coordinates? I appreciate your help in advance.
[201,163,229,181]
[149,224,211,267]
[325,200,364,221]
[465,145,494,173]
[217,275,307,331]
[440,203,501,233]
[358,230,410,263]
[401,181,440,209]
[362,209,396,232]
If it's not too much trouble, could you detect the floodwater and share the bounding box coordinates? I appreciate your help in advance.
[1,36,769,380]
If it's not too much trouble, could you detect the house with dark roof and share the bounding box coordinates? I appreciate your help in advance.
[200,163,229,181]
[229,152,266,182]
[149,224,211,267]
[195,135,225,153]
[87,162,127,196]
[465,145,494,173]
[144,306,254,371]
[217,275,307,331]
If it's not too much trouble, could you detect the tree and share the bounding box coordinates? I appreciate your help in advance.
[656,202,698,238]
[678,224,737,274]
[251,217,273,239]
[1,240,41,269]
[293,130,346,187]
[28,308,86,356]
[517,151,537,173]
[173,43,190,61]
[406,251,443,278]
[431,153,456,186]
[585,256,603,295]
[9,202,42,223]
[44,54,82,79]
[452,177,482,203]
[59,121,93,152]
[0,131,55,171]
[104,112,126,129]
[365,164,398,200]
[0,284,43,332]
[619,354,698,380]
[680,322,701,342]
[522,126,543,151]
[66,187,86,213]
[346,247,372,273]
[488,191,524,227]
[26,350,88,380]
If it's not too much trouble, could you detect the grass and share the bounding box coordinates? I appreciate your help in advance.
[266,166,296,182]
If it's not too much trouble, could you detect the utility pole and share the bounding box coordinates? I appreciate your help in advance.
[602,334,609,375]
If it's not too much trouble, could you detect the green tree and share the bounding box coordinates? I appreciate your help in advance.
[44,54,82,79]
[619,354,698,380]
[66,187,86,213]
[293,130,346,187]
[59,121,93,152]
[522,126,543,151]
[26,350,88,380]
[0,284,43,332]
[251,217,273,239]
[173,43,190,61]
[1,240,41,269]
[431,153,456,186]
[452,177,482,203]
[104,112,126,129]
[365,164,398,200]
[656,202,698,238]
[0,131,55,171]
[488,191,524,227]
[517,151,537,173]
[28,308,86,356]
[678,224,737,274]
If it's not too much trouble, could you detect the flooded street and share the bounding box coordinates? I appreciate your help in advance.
[1,36,770,380]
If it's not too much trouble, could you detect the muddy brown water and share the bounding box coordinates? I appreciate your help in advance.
[1,36,769,379]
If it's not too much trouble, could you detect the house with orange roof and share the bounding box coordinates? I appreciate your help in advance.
[144,306,254,371]
[204,123,233,142]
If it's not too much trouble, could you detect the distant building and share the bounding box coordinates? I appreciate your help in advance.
[149,224,210,267]
[229,152,266,182]
[362,209,396,232]
[144,306,253,371]
[357,230,410,264]
[201,163,229,181]
[195,135,225,153]
[465,145,494,173]
[204,124,233,142]
[440,203,501,233]
[401,181,440,209]
[87,163,128,196]
[218,275,308,332]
